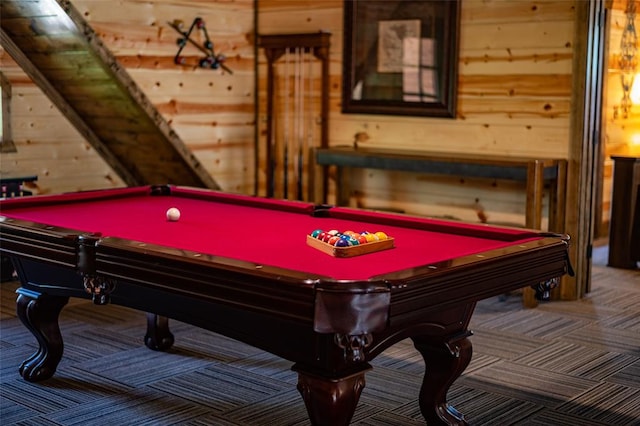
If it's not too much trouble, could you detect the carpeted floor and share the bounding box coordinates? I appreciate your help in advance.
[1,248,638,425]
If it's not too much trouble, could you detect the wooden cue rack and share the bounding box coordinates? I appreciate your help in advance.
[258,32,331,201]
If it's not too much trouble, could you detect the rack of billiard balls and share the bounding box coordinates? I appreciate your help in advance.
[306,229,394,258]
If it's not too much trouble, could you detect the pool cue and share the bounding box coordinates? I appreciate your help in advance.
[303,50,314,201]
[296,47,305,200]
[283,49,290,199]
[291,47,299,200]
[268,61,277,198]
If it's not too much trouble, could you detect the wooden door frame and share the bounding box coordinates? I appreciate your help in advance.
[566,0,607,299]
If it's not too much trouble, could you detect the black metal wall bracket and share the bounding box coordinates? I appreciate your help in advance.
[168,17,233,74]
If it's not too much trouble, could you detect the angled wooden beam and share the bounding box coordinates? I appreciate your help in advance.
[1,0,220,189]
[0,27,140,185]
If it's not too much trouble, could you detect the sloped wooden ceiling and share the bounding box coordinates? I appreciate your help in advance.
[0,0,219,189]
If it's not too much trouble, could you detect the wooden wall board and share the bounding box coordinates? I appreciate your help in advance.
[9,156,121,176]
[325,117,571,157]
[90,23,254,57]
[456,97,572,122]
[460,48,573,75]
[461,22,574,50]
[175,129,255,147]
[153,99,255,116]
[114,54,254,73]
[461,1,576,23]
[75,0,254,23]
[257,7,343,35]
[12,118,100,140]
[129,73,254,98]
[257,0,342,11]
[460,74,572,97]
[2,142,105,160]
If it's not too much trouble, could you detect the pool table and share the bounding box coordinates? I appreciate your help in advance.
[0,185,572,425]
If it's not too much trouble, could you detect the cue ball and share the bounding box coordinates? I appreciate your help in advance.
[166,207,181,221]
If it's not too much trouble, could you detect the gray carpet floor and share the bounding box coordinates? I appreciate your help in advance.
[1,248,638,425]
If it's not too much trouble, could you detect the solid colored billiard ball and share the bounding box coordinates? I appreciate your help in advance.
[374,231,388,240]
[166,207,181,221]
[327,236,340,246]
[311,229,323,238]
[364,233,378,242]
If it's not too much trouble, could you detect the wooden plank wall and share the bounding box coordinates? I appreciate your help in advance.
[1,0,254,195]
[1,0,621,237]
[0,57,127,194]
[602,0,640,232]
[257,0,576,229]
[67,0,255,194]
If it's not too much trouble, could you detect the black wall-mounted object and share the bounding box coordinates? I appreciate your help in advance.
[168,17,233,74]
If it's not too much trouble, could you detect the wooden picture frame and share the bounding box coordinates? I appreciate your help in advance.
[342,0,460,118]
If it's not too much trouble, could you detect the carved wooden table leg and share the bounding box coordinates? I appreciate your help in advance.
[144,313,174,351]
[412,333,473,426]
[294,364,370,426]
[15,290,68,382]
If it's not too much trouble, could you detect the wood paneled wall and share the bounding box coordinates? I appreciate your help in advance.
[1,0,606,300]
[1,1,615,246]
[0,1,584,227]
[0,60,127,194]
[1,0,254,195]
[257,0,576,228]
[602,1,640,232]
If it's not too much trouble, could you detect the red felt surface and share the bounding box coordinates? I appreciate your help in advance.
[1,189,541,280]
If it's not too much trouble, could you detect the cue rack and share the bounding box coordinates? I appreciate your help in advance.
[258,32,330,201]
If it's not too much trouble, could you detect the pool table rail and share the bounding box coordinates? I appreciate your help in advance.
[0,217,83,270]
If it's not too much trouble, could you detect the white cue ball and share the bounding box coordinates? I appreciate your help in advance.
[166,207,181,221]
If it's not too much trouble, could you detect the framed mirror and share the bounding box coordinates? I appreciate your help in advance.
[342,0,461,118]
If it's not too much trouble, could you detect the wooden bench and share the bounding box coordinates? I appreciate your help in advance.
[311,147,568,307]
